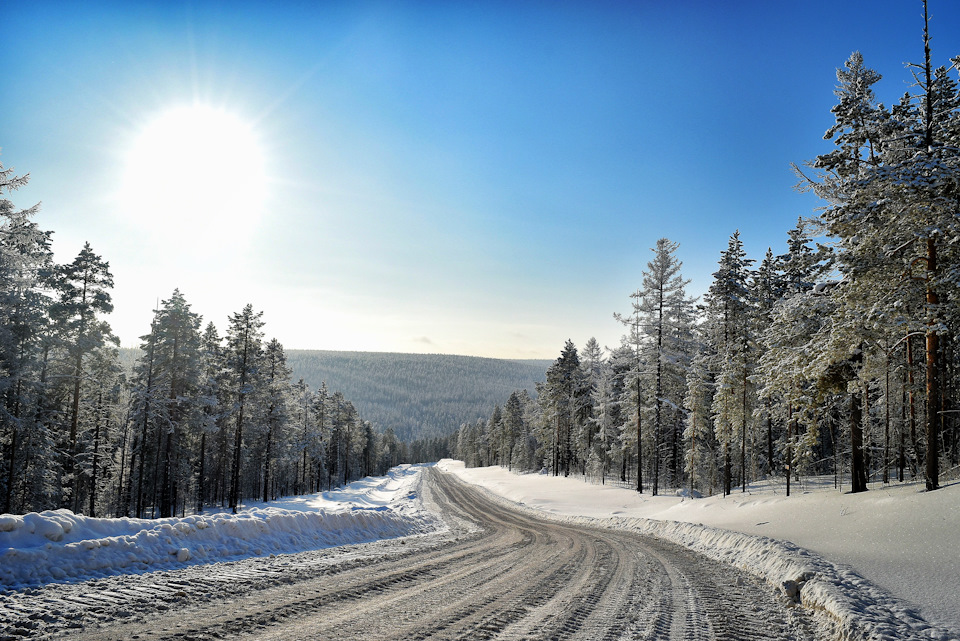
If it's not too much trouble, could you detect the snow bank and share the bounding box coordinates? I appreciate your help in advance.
[616,518,953,641]
[438,460,960,641]
[0,465,440,589]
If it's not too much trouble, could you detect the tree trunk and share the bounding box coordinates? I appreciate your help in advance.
[766,412,774,478]
[690,412,696,496]
[741,365,748,493]
[907,333,921,476]
[68,350,83,513]
[160,430,173,518]
[4,422,17,514]
[883,354,891,484]
[89,391,103,517]
[924,239,940,491]
[230,404,244,512]
[636,378,643,493]
[197,432,206,513]
[850,389,868,493]
[786,404,793,497]
[117,411,131,517]
[263,425,273,503]
[151,424,163,518]
[723,442,731,497]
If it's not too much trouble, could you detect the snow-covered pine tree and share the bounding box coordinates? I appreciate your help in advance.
[313,381,331,491]
[797,16,960,490]
[684,350,718,496]
[259,338,291,502]
[77,346,124,517]
[0,159,53,513]
[154,290,202,518]
[225,304,265,512]
[615,291,648,492]
[705,231,755,495]
[502,390,524,470]
[49,243,117,512]
[543,341,586,477]
[638,239,694,494]
[509,390,539,472]
[195,322,226,512]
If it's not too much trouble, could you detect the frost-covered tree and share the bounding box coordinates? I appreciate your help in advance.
[125,292,202,517]
[797,20,960,490]
[614,290,648,492]
[259,338,291,503]
[637,239,694,494]
[154,290,202,517]
[684,350,718,495]
[77,346,124,517]
[225,305,264,512]
[0,158,53,513]
[588,353,619,483]
[49,243,117,511]
[543,340,589,477]
[705,231,755,495]
[195,322,226,512]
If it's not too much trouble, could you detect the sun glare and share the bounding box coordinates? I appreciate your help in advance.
[119,104,267,241]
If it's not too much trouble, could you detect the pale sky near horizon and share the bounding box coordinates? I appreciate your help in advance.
[3,1,959,360]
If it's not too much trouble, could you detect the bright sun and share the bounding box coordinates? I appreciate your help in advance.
[119,104,267,240]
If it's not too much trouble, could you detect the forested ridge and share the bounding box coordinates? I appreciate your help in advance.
[455,25,960,498]
[284,350,548,442]
[118,347,549,442]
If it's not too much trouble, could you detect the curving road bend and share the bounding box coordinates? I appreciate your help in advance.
[6,469,831,640]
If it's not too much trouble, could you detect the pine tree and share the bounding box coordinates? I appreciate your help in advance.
[154,290,202,517]
[543,340,586,477]
[705,231,755,495]
[638,239,693,495]
[797,20,960,491]
[78,346,124,517]
[684,350,717,495]
[0,158,53,513]
[260,338,291,502]
[49,243,116,511]
[225,305,265,512]
[196,322,226,512]
[615,291,648,492]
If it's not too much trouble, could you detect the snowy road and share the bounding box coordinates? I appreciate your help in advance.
[3,469,830,640]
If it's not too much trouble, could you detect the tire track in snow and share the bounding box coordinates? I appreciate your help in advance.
[3,469,830,641]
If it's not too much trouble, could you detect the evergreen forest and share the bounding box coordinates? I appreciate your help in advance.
[284,350,549,442]
[3,19,960,522]
[454,40,960,497]
[0,225,458,517]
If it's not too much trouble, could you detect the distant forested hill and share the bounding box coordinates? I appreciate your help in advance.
[118,348,548,442]
[285,351,550,442]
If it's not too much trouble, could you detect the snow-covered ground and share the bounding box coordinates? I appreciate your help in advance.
[0,465,441,589]
[2,462,958,640]
[439,460,960,640]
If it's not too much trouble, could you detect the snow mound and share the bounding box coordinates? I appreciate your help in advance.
[613,518,955,641]
[0,465,441,589]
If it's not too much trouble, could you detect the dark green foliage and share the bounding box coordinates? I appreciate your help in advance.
[284,350,549,442]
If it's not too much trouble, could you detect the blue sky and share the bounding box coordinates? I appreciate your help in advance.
[3,1,959,359]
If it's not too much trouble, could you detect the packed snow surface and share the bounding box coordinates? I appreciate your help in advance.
[438,460,960,640]
[3,461,958,641]
[0,465,440,589]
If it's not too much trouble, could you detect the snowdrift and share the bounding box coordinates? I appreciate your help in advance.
[612,517,953,641]
[0,465,440,589]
